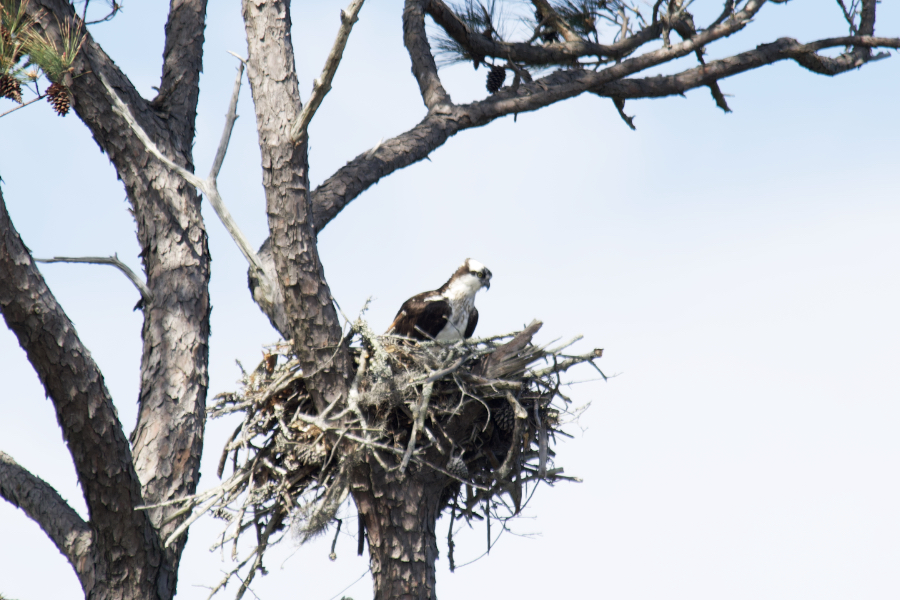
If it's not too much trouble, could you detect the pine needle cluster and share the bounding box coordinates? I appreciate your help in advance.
[430,0,647,83]
[0,0,85,116]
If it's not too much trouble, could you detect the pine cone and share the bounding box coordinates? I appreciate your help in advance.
[0,74,22,104]
[446,455,468,480]
[46,82,70,116]
[493,403,515,433]
[486,65,506,94]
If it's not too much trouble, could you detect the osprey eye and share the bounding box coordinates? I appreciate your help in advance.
[477,271,484,278]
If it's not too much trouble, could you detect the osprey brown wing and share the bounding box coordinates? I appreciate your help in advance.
[464,307,479,338]
[388,293,452,340]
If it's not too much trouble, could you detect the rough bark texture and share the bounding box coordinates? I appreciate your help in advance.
[0,189,162,600]
[241,0,353,411]
[404,0,451,111]
[352,459,446,600]
[0,451,93,579]
[17,1,211,597]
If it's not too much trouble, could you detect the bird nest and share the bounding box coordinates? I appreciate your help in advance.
[161,319,603,599]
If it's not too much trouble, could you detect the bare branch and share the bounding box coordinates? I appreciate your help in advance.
[400,382,434,473]
[290,0,366,143]
[669,9,732,112]
[210,58,246,180]
[596,36,898,100]
[0,94,47,119]
[405,0,452,110]
[95,67,276,303]
[311,20,898,230]
[311,112,453,231]
[836,0,860,35]
[96,71,204,188]
[0,185,160,577]
[35,254,154,305]
[0,451,93,573]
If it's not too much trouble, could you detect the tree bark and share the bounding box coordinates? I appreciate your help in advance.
[21,2,211,597]
[0,187,163,600]
[352,458,446,600]
[241,0,353,411]
[0,451,93,584]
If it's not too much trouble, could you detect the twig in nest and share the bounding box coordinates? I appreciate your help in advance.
[183,319,603,596]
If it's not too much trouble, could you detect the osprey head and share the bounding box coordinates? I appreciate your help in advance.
[464,258,492,291]
[441,258,492,299]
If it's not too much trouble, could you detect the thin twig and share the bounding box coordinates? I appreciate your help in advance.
[0,94,46,119]
[400,381,434,473]
[95,67,274,301]
[209,59,245,180]
[35,254,153,304]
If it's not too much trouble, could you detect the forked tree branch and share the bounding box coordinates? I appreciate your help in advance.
[309,1,897,232]
[22,3,213,594]
[35,254,154,305]
[95,64,276,304]
[0,451,93,573]
[290,0,366,143]
[0,187,160,577]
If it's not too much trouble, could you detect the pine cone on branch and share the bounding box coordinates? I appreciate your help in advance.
[0,74,22,104]
[46,82,70,116]
[486,64,505,94]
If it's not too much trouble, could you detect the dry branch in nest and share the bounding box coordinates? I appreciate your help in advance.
[171,319,602,599]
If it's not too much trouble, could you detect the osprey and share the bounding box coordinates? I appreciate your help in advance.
[387,258,492,341]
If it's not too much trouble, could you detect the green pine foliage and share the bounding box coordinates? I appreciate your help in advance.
[430,0,646,73]
[0,0,84,111]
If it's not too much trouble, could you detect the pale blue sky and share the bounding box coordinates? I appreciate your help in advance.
[1,1,898,599]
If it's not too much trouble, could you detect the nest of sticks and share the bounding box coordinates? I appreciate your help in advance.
[163,319,603,598]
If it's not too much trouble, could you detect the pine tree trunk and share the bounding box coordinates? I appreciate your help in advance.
[352,458,448,600]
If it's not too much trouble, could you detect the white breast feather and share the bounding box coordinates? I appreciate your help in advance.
[432,274,482,341]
